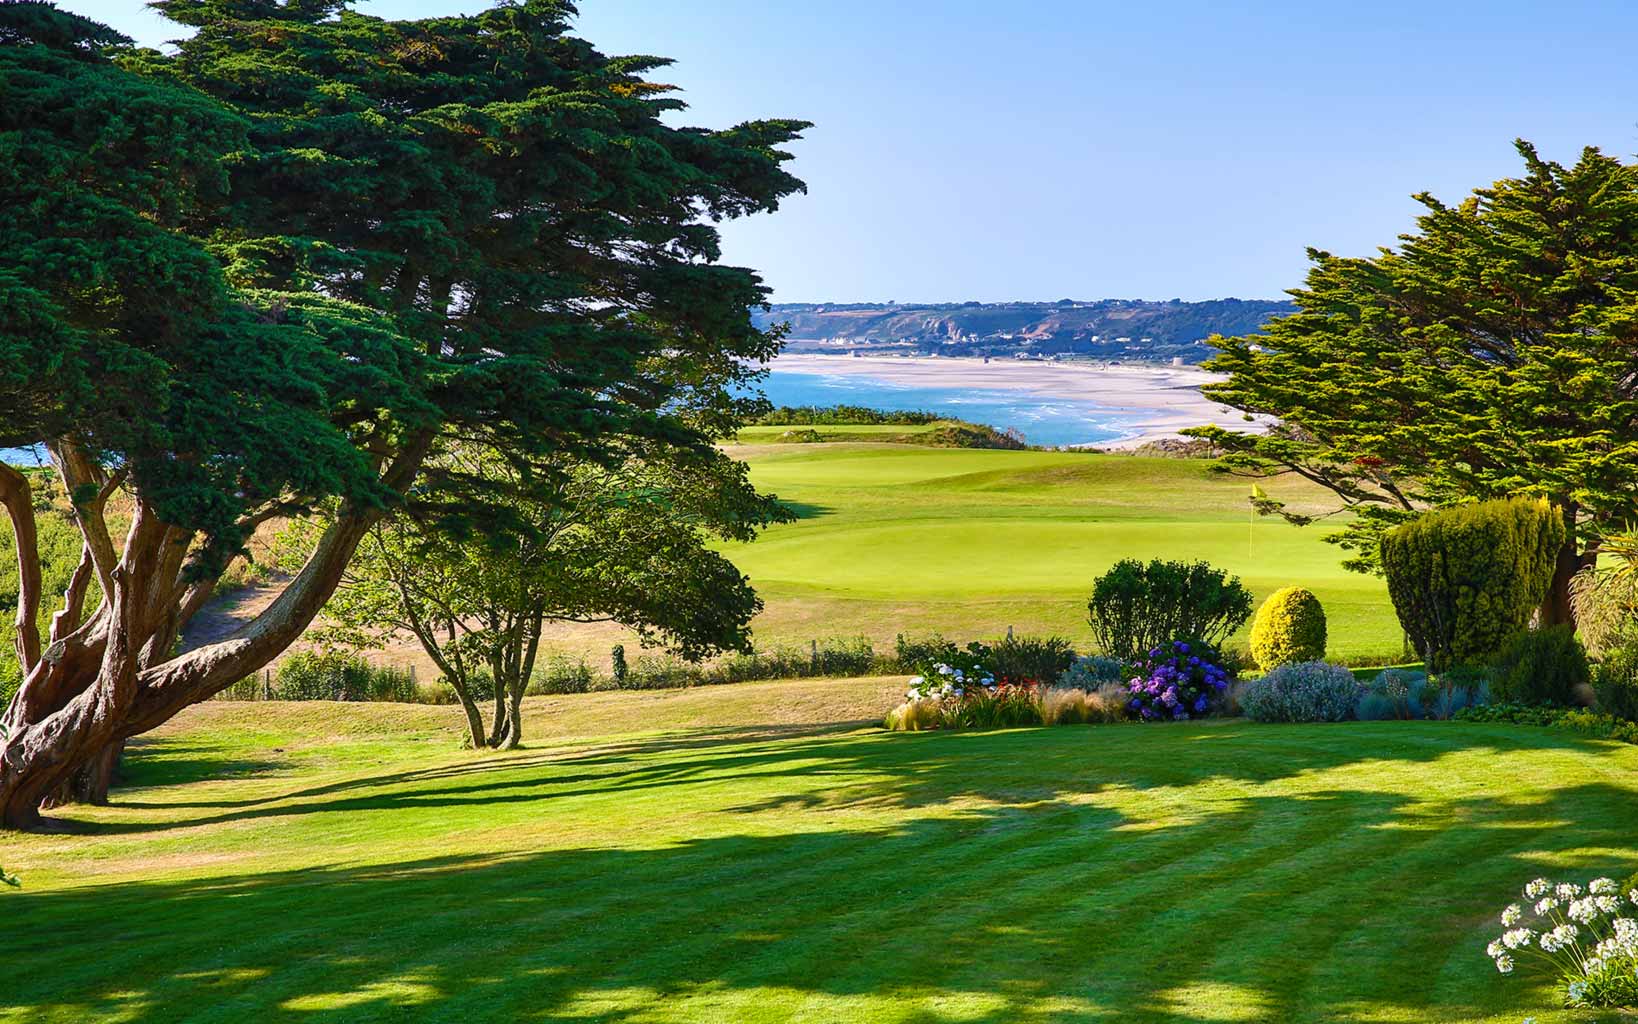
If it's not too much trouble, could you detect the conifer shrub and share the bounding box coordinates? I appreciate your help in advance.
[1249,586,1327,671]
[1488,626,1591,706]
[1379,497,1565,671]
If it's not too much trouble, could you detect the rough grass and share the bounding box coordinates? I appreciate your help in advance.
[4,680,1635,1023]
[721,445,1402,660]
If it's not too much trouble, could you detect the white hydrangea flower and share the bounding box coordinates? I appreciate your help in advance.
[1501,904,1523,927]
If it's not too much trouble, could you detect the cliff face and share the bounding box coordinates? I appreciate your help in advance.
[753,298,1293,363]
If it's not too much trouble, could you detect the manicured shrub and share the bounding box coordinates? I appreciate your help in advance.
[986,634,1076,685]
[1057,654,1126,690]
[1594,646,1638,722]
[1087,559,1253,662]
[1379,497,1565,671]
[1124,640,1231,721]
[1488,626,1591,706]
[1249,586,1327,671]
[1238,660,1359,723]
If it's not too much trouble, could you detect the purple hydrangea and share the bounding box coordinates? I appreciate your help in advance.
[1125,640,1230,721]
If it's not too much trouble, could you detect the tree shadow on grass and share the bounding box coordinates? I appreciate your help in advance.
[6,772,1633,1023]
[82,720,1590,840]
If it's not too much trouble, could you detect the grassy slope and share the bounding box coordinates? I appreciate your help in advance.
[720,444,1402,660]
[5,682,1635,1024]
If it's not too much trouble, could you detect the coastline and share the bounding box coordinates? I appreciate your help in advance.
[768,353,1269,449]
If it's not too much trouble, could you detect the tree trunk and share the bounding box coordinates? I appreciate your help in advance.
[496,682,524,751]
[1542,532,1596,627]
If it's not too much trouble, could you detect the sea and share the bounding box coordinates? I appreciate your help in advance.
[757,368,1134,447]
[1,367,1141,465]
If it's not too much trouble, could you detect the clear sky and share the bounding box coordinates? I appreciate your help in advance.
[60,0,1638,303]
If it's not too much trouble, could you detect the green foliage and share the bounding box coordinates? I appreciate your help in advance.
[0,864,17,889]
[1058,654,1127,690]
[1380,498,1565,672]
[1238,661,1360,723]
[1487,626,1591,706]
[1594,646,1638,722]
[272,652,419,703]
[1249,586,1327,671]
[1553,709,1638,745]
[1454,702,1567,727]
[1355,669,1430,721]
[920,423,1028,450]
[937,686,1044,729]
[1190,143,1638,602]
[1087,558,1253,662]
[755,406,941,426]
[985,635,1076,685]
[610,645,628,687]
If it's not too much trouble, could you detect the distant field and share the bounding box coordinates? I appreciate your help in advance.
[719,442,1404,661]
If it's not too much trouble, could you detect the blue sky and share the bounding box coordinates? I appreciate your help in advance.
[62,0,1638,303]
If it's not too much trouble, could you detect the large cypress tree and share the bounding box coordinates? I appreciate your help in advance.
[0,0,805,828]
[1191,142,1638,625]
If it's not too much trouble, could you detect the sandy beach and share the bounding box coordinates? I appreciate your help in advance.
[770,353,1269,448]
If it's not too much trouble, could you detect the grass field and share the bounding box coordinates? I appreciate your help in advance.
[717,444,1403,660]
[5,680,1634,1023]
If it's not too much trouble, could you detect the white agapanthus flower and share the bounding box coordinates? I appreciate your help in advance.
[1534,897,1558,916]
[1569,898,1599,924]
[1525,878,1551,899]
[1501,904,1523,926]
[1486,939,1504,958]
[1567,980,1588,1002]
[1502,928,1534,950]
[1495,954,1515,974]
[1557,882,1584,900]
[1591,877,1619,895]
[1597,895,1621,915]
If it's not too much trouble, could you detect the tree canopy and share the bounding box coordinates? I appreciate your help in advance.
[0,0,806,828]
[1189,142,1638,624]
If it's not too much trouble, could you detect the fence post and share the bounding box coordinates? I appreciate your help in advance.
[1007,625,1014,640]
[810,639,818,674]
[262,668,271,701]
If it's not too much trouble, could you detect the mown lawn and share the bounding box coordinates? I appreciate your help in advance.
[720,445,1402,660]
[4,679,1634,1023]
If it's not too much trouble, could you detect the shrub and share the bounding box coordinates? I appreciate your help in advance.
[1087,559,1253,662]
[1455,701,1566,727]
[273,652,418,702]
[1488,626,1591,706]
[1249,586,1327,671]
[894,632,960,670]
[1594,646,1638,722]
[1058,654,1126,690]
[1553,709,1638,745]
[532,660,593,695]
[611,644,628,686]
[1239,660,1359,723]
[986,634,1076,685]
[1355,668,1429,721]
[1379,497,1565,671]
[1424,666,1491,720]
[1124,640,1231,721]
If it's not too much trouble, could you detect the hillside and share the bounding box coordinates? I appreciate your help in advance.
[752,298,1295,363]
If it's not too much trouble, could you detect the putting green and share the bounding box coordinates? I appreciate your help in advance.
[721,444,1403,659]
